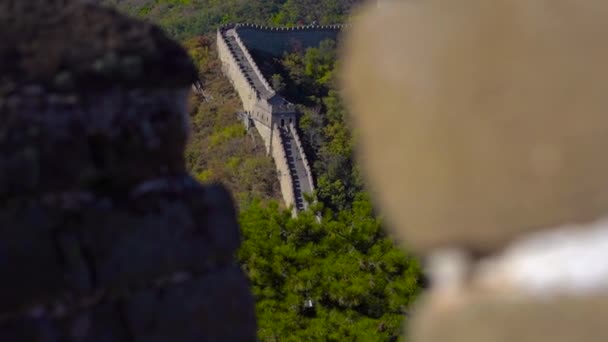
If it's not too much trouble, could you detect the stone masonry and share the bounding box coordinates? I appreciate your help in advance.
[0,1,256,340]
[217,23,342,212]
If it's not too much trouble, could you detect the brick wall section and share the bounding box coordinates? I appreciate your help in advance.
[234,24,344,56]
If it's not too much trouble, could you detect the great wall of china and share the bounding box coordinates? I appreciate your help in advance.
[217,23,344,212]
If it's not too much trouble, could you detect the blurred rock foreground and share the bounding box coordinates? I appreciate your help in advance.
[4,0,608,340]
[343,0,608,341]
[0,0,255,340]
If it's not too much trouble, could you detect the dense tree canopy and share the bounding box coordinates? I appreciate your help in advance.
[239,195,421,341]
[237,39,423,340]
[98,0,363,40]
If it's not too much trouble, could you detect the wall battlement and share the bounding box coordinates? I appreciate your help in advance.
[271,125,296,210]
[220,23,347,32]
[232,32,275,97]
[232,24,343,57]
[217,29,260,110]
[290,122,315,195]
[217,24,336,211]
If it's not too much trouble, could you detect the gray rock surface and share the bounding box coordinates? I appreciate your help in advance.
[0,0,257,340]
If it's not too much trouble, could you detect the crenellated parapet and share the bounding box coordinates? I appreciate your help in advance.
[220,22,348,32]
[289,122,315,195]
[232,32,275,97]
[234,23,344,57]
[216,29,260,111]
[271,124,297,210]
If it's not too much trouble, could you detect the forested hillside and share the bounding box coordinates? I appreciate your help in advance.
[250,38,421,340]
[183,36,281,207]
[98,0,363,40]
[103,1,423,340]
[183,34,421,341]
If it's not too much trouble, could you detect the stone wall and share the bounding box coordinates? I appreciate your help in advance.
[252,100,273,128]
[289,122,315,196]
[217,25,320,211]
[271,124,296,210]
[216,29,260,113]
[217,28,274,128]
[232,32,275,96]
[253,117,273,153]
[234,24,344,56]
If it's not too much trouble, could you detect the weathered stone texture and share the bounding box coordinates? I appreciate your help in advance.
[0,181,256,341]
[0,132,257,339]
[0,88,190,200]
[0,0,256,340]
[236,25,342,57]
[0,0,197,95]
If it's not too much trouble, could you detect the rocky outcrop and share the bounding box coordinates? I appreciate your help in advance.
[0,1,256,340]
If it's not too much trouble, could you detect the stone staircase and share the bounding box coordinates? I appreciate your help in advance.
[279,126,313,211]
[219,26,316,213]
[223,29,274,99]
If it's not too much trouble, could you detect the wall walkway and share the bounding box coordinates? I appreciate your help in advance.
[279,126,314,211]
[217,24,340,212]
